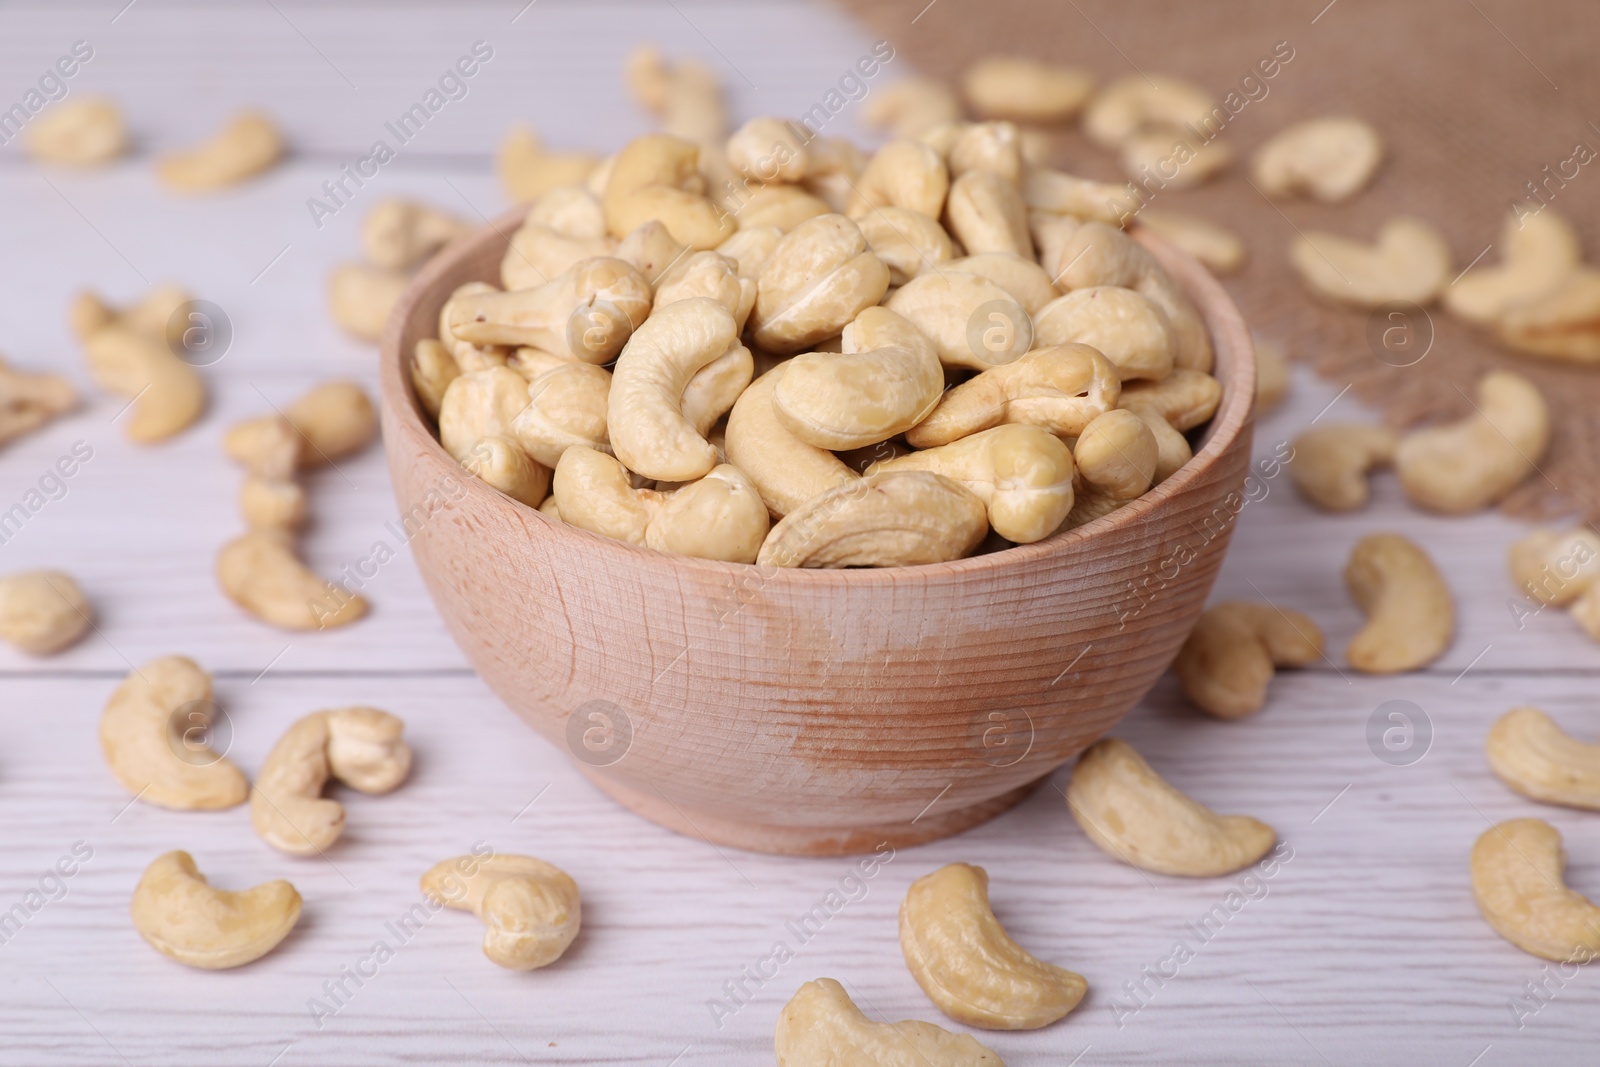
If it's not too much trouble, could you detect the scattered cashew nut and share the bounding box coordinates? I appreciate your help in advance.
[1394,370,1549,514]
[0,570,92,655]
[422,853,581,970]
[1173,601,1324,719]
[1472,819,1600,962]
[1251,116,1382,202]
[156,111,284,192]
[1289,424,1399,512]
[26,96,128,166]
[775,977,1004,1067]
[130,851,301,970]
[1487,706,1600,811]
[99,655,249,810]
[1291,217,1451,308]
[1345,532,1454,674]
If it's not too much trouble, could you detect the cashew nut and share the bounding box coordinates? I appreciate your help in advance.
[130,852,301,970]
[448,258,651,363]
[757,470,988,568]
[501,218,617,293]
[1509,527,1600,606]
[1136,210,1246,274]
[1173,602,1325,719]
[1123,401,1193,484]
[963,57,1094,123]
[602,134,734,249]
[802,137,870,213]
[626,48,726,147]
[1034,286,1174,382]
[1288,424,1399,511]
[1493,268,1600,365]
[886,271,1033,371]
[617,220,690,286]
[0,571,92,655]
[411,339,459,420]
[82,325,205,442]
[772,306,943,450]
[216,529,368,631]
[25,97,127,166]
[1118,368,1221,432]
[876,425,1075,544]
[750,214,890,355]
[1487,707,1600,811]
[716,225,784,279]
[1446,206,1579,325]
[733,184,832,234]
[328,263,409,342]
[241,477,307,530]
[849,139,950,220]
[608,297,746,481]
[0,354,76,447]
[1120,129,1232,190]
[725,366,856,516]
[1393,370,1550,513]
[906,344,1121,448]
[775,977,1004,1067]
[947,122,1025,184]
[71,284,191,344]
[99,655,249,810]
[497,126,600,202]
[726,117,810,182]
[1345,532,1454,673]
[946,253,1058,315]
[438,282,510,371]
[1067,738,1277,876]
[156,111,283,192]
[362,199,470,270]
[653,250,756,331]
[1251,116,1382,202]
[944,171,1033,258]
[1291,217,1451,308]
[862,77,965,139]
[1083,75,1217,150]
[422,854,581,970]
[463,435,550,507]
[1074,408,1159,500]
[510,362,612,467]
[1253,335,1289,413]
[552,446,656,545]
[438,366,531,462]
[857,207,957,286]
[251,708,411,855]
[1472,819,1600,962]
[900,863,1087,1030]
[1023,166,1142,226]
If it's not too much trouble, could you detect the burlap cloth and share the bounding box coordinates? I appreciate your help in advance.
[839,0,1600,521]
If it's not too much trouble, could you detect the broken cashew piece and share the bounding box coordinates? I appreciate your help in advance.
[1290,217,1451,308]
[1394,370,1550,514]
[0,570,92,655]
[251,707,411,855]
[422,854,581,970]
[1472,819,1600,962]
[130,852,301,970]
[1345,532,1454,674]
[906,344,1121,448]
[156,111,284,192]
[757,471,988,568]
[99,655,249,810]
[1251,116,1383,202]
[1288,424,1399,512]
[216,529,368,631]
[900,862,1087,1030]
[25,97,128,166]
[1487,707,1600,811]
[775,977,1004,1067]
[1067,737,1277,876]
[1173,601,1324,719]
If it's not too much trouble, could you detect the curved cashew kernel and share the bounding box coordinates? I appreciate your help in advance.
[552,446,657,545]
[1068,738,1277,875]
[1253,335,1289,413]
[947,253,1057,315]
[1447,208,1580,325]
[1345,532,1454,674]
[751,214,889,355]
[945,171,1033,258]
[1487,707,1600,811]
[963,57,1093,123]
[1493,268,1600,366]
[682,344,752,436]
[1251,116,1382,202]
[99,655,248,810]
[736,185,831,234]
[900,863,1086,1030]
[439,282,509,371]
[776,977,1003,1067]
[602,134,734,249]
[82,326,205,442]
[1288,424,1399,512]
[907,344,1122,448]
[0,571,91,655]
[526,185,608,239]
[716,225,783,279]
[422,854,581,970]
[850,140,950,219]
[858,207,957,286]
[410,339,459,420]
[1120,130,1232,191]
[241,477,307,530]
[1394,370,1550,514]
[947,122,1025,184]
[72,283,191,345]
[1137,210,1245,274]
[886,271,1033,371]
[1035,286,1174,382]
[773,306,943,450]
[608,297,744,481]
[725,366,856,516]
[647,464,770,563]
[328,263,408,342]
[616,220,690,286]
[510,362,612,467]
[862,77,965,139]
[876,425,1075,544]
[1173,602,1324,719]
[1123,401,1192,483]
[439,367,531,462]
[156,111,283,192]
[1074,409,1158,500]
[362,199,469,270]
[26,97,127,166]
[0,354,77,446]
[727,117,810,181]
[653,251,756,331]
[497,126,599,203]
[1083,75,1217,150]
[131,852,301,970]
[1509,528,1600,606]
[1023,166,1142,226]
[1472,819,1600,962]
[758,471,989,569]
[1291,217,1451,308]
[287,381,377,466]
[501,217,617,292]
[251,708,411,855]
[449,258,651,363]
[463,435,550,507]
[1118,368,1221,432]
[216,530,368,631]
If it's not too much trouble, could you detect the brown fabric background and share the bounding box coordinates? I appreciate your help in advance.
[839,0,1600,521]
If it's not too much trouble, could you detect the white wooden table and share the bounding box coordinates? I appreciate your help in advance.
[0,3,1594,1064]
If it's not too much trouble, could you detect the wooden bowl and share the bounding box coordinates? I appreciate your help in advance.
[378,210,1255,856]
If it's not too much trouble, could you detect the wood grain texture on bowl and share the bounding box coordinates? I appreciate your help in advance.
[378,210,1255,856]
